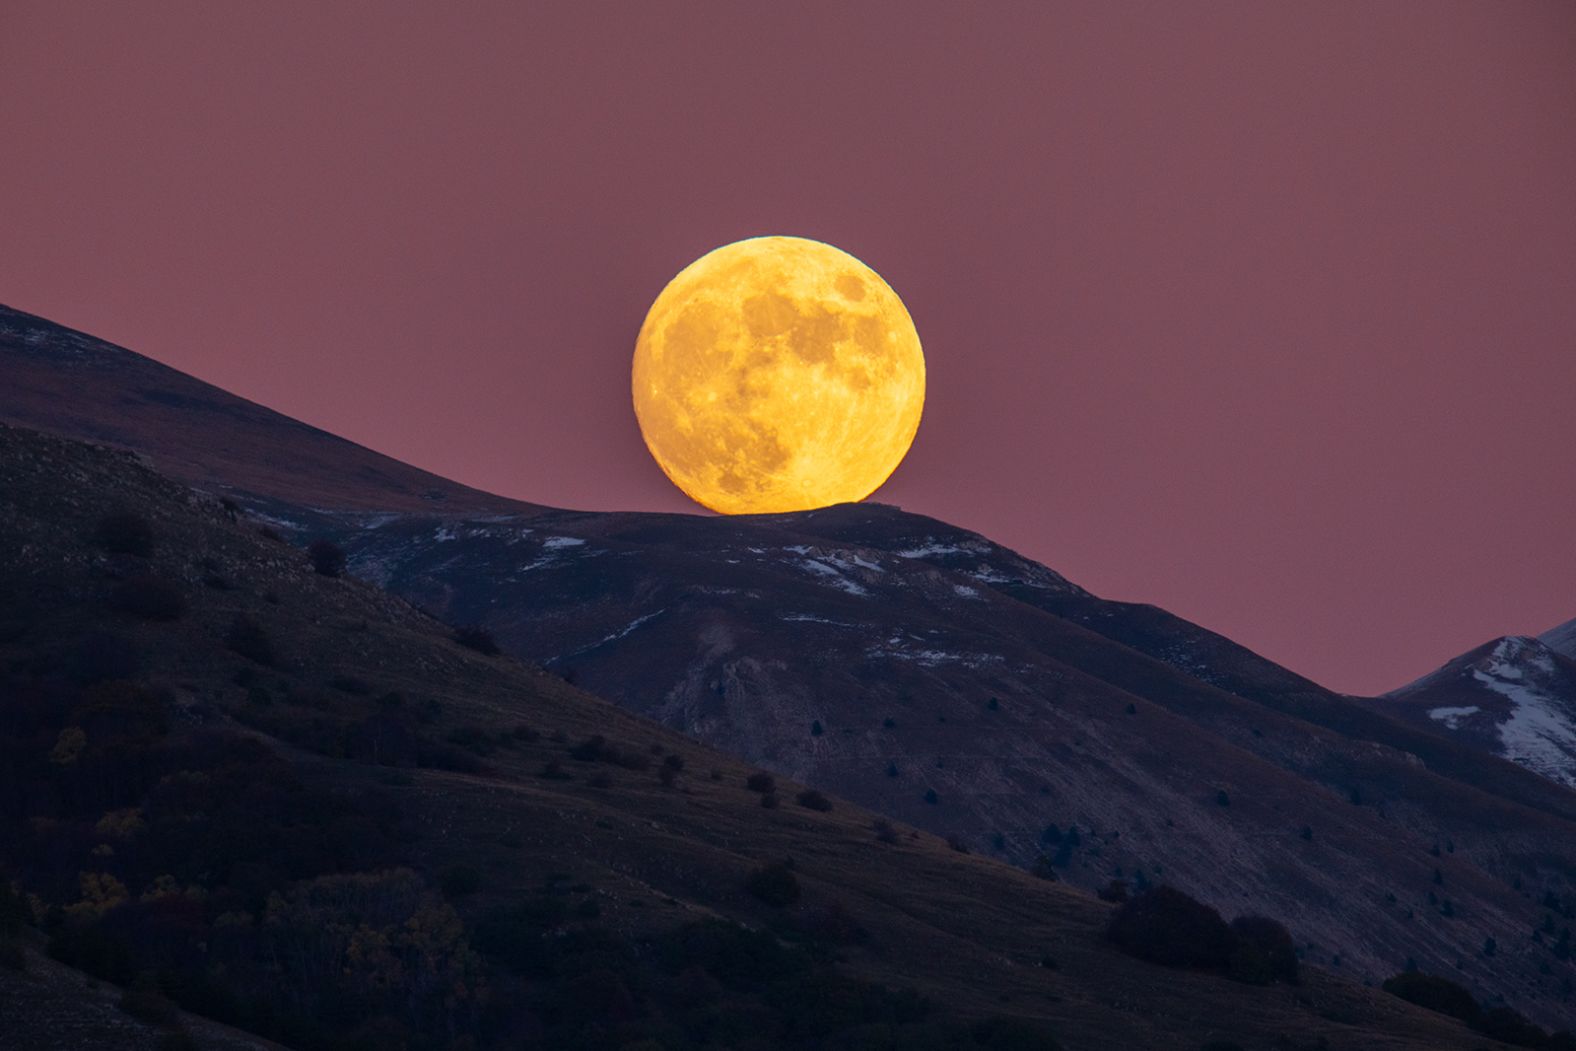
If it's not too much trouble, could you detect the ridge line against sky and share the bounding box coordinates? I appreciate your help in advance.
[3,0,1574,694]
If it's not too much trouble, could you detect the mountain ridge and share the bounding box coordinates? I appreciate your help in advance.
[2,416,1520,1051]
[4,300,1576,1031]
[0,301,534,515]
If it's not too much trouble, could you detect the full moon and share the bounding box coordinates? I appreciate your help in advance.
[632,236,924,515]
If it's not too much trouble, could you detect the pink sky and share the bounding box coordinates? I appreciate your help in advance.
[3,1,1574,695]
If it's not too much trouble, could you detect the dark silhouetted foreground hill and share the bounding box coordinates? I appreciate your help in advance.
[3,420,1536,1050]
[0,302,531,514]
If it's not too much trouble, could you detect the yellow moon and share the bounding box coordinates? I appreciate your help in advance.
[632,236,924,515]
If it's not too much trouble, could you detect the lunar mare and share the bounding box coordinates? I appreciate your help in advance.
[632,236,924,515]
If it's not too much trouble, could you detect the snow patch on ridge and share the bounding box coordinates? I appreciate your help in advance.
[895,539,982,559]
[515,535,599,572]
[796,558,868,596]
[433,522,535,544]
[558,609,665,660]
[1428,706,1480,729]
[780,613,857,627]
[867,645,1005,669]
[1470,638,1576,787]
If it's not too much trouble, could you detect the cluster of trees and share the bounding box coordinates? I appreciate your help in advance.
[0,649,461,1047]
[1106,886,1299,986]
[471,907,1061,1050]
[1383,971,1576,1049]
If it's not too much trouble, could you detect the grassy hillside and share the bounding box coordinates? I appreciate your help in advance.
[0,420,1537,1050]
[0,302,531,514]
[309,498,1576,1028]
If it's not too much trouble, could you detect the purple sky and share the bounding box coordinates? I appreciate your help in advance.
[3,1,1574,695]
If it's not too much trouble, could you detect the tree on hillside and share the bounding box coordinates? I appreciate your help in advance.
[308,539,347,577]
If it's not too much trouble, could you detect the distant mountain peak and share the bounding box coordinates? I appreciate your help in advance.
[1475,634,1560,680]
[1384,632,1576,789]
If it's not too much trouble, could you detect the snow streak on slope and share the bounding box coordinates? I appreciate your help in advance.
[1428,706,1479,730]
[1471,638,1576,787]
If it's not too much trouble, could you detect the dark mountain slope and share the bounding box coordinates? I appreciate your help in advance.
[769,503,1576,825]
[0,420,1523,1051]
[0,302,532,514]
[0,939,283,1051]
[1544,618,1576,661]
[5,302,1576,1031]
[275,500,1575,1030]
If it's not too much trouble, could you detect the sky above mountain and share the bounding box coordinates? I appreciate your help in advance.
[2,1,1574,695]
